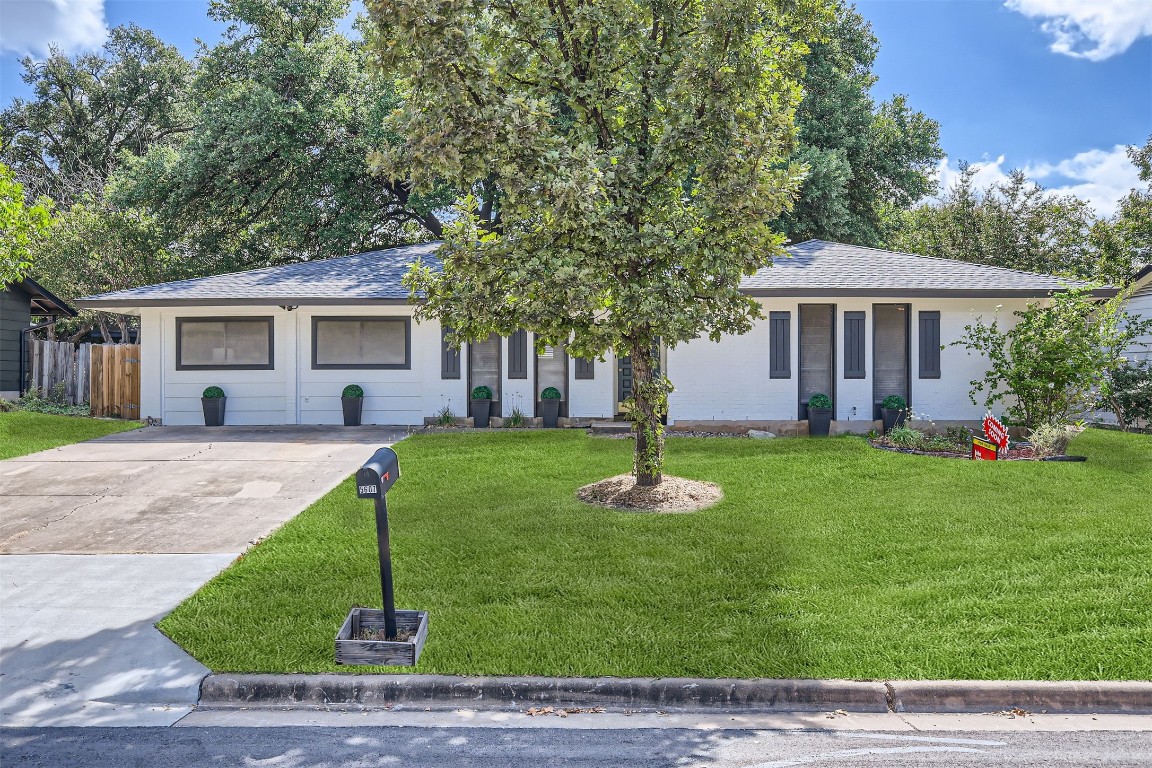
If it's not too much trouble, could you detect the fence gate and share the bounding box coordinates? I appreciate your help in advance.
[89,344,141,419]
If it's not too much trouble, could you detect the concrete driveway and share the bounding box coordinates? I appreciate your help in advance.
[0,425,409,727]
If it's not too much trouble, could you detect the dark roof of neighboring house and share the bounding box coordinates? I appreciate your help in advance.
[4,278,77,317]
[76,239,1112,311]
[1134,264,1152,285]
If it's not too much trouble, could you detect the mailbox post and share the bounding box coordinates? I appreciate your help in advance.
[336,446,428,665]
[355,447,401,638]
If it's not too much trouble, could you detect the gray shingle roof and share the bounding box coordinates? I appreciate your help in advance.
[75,242,442,308]
[744,240,1109,297]
[77,238,1111,310]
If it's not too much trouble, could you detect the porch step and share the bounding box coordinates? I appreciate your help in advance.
[589,420,632,434]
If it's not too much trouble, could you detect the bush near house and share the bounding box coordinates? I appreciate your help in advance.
[161,429,1152,681]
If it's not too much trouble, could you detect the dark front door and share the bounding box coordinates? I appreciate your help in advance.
[798,304,835,418]
[872,304,910,418]
[468,333,501,416]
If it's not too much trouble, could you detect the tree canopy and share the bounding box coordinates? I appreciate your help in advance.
[891,165,1131,284]
[370,0,829,484]
[117,0,448,271]
[774,1,942,247]
[0,162,53,285]
[0,25,192,205]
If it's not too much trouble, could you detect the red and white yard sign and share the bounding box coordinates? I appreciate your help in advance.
[982,412,1009,451]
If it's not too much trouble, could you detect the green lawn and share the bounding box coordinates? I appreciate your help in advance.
[159,428,1152,680]
[0,411,143,460]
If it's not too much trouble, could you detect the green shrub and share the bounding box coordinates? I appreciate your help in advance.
[434,405,456,426]
[881,395,907,410]
[0,397,15,413]
[202,386,226,399]
[808,393,832,409]
[1028,423,1084,457]
[504,406,529,428]
[887,424,922,448]
[540,387,562,400]
[471,385,493,400]
[341,384,364,398]
[16,384,90,416]
[1098,362,1152,431]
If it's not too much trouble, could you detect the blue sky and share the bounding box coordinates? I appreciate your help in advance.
[1,0,1150,216]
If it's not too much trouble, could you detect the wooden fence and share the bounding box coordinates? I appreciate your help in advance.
[26,340,140,418]
[89,344,141,419]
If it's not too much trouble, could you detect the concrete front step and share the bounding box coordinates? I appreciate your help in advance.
[589,421,632,434]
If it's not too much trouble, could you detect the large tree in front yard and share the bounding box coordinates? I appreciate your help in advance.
[368,0,828,485]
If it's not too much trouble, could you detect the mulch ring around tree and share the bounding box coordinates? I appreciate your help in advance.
[868,440,1039,460]
[577,474,723,512]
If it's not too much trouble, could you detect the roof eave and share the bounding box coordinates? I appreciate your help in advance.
[74,296,415,312]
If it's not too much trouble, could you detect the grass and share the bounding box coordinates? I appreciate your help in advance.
[159,428,1152,681]
[0,411,143,460]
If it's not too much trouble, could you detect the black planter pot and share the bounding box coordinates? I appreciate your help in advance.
[881,407,906,433]
[342,397,363,427]
[471,398,492,428]
[540,399,561,428]
[807,406,833,437]
[201,397,226,427]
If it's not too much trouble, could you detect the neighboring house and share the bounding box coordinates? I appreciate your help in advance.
[75,240,1110,430]
[0,279,77,400]
[1126,264,1152,366]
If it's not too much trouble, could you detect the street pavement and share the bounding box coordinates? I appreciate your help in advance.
[4,720,1152,767]
[0,425,409,727]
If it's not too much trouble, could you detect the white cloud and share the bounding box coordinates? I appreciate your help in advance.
[1005,0,1152,61]
[0,0,107,58]
[933,145,1140,217]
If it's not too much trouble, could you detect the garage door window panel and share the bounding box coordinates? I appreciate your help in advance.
[176,318,274,370]
[312,317,410,369]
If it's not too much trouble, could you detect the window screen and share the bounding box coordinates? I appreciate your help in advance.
[919,311,941,379]
[769,312,791,379]
[312,317,409,369]
[844,311,866,379]
[177,318,273,369]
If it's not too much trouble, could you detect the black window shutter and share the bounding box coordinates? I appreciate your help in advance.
[441,326,460,379]
[919,311,941,379]
[769,311,791,379]
[508,330,528,379]
[575,357,595,380]
[844,311,866,379]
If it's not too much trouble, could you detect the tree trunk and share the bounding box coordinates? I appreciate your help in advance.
[628,337,665,487]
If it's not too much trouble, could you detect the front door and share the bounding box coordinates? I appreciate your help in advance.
[468,333,501,417]
[798,304,835,418]
[872,304,910,418]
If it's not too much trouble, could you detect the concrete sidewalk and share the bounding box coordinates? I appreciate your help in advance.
[0,425,409,727]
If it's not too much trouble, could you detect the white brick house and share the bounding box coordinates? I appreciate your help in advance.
[77,240,1113,431]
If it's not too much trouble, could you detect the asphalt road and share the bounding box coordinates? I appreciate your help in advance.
[3,726,1151,767]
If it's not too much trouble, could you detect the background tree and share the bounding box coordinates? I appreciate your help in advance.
[0,162,53,284]
[118,0,448,271]
[892,166,1129,284]
[774,1,942,246]
[954,287,1152,429]
[371,0,828,485]
[30,193,183,342]
[1,25,192,205]
[1110,135,1152,272]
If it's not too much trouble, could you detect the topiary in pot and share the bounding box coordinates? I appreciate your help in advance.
[342,384,364,426]
[880,394,907,434]
[806,392,833,437]
[540,386,562,428]
[471,385,494,428]
[201,386,226,427]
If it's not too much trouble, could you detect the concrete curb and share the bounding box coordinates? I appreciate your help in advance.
[198,674,1152,715]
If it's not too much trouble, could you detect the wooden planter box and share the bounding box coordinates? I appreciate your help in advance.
[335,607,428,666]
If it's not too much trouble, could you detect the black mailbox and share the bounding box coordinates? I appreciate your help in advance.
[356,447,400,499]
